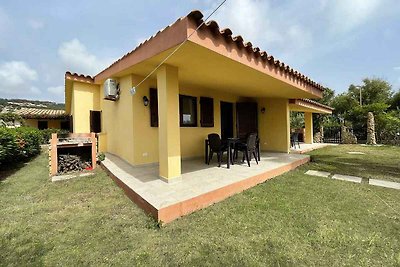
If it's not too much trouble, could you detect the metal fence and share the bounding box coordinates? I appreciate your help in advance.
[323,126,342,143]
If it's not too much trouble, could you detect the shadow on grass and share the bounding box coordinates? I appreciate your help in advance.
[0,154,41,182]
[310,154,400,180]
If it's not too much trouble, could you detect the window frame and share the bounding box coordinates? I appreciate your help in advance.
[179,94,198,127]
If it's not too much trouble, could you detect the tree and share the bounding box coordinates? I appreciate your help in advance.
[348,78,393,106]
[331,93,358,119]
[390,90,400,110]
[316,87,335,106]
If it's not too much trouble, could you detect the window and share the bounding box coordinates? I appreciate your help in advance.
[60,120,70,131]
[38,120,48,130]
[90,110,101,133]
[179,95,197,127]
[200,97,214,127]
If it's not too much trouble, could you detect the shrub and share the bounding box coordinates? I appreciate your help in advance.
[0,127,41,168]
[375,112,400,145]
[0,112,24,123]
[39,128,69,144]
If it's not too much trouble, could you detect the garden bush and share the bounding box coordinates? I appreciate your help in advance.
[375,111,400,145]
[0,127,41,168]
[39,128,69,144]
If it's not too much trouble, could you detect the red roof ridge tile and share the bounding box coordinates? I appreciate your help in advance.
[65,71,95,83]
[91,9,324,91]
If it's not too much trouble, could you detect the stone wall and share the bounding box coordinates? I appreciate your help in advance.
[341,126,357,144]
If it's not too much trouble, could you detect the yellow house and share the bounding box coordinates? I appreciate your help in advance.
[15,107,70,130]
[65,10,333,184]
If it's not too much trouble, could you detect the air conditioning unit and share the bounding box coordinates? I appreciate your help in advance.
[104,79,120,101]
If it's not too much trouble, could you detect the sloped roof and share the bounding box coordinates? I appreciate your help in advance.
[94,10,324,91]
[65,71,94,83]
[289,98,333,114]
[15,108,68,119]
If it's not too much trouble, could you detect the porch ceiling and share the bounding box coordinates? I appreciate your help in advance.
[103,42,322,99]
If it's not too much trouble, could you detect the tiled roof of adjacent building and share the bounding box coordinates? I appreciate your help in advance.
[14,108,68,119]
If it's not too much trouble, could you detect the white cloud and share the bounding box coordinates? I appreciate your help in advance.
[327,0,382,34]
[30,86,41,94]
[58,38,114,75]
[205,0,392,65]
[28,19,44,30]
[0,61,39,95]
[47,85,64,95]
[394,67,400,71]
[209,0,314,62]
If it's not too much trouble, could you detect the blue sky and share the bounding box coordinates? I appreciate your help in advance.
[0,0,399,103]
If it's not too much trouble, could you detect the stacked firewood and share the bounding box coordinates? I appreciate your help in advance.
[57,154,91,174]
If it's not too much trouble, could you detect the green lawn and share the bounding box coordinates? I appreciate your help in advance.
[309,144,400,183]
[1,145,399,266]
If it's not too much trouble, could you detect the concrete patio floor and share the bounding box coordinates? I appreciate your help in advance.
[290,143,336,154]
[102,152,310,223]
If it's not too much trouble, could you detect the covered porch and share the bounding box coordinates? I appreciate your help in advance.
[102,151,310,223]
[93,11,327,184]
[289,98,334,147]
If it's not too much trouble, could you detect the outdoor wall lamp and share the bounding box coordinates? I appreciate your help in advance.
[143,96,149,106]
[261,107,266,114]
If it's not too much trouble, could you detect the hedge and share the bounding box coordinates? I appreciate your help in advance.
[0,127,41,168]
[39,128,69,144]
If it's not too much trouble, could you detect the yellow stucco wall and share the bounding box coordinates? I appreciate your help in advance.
[126,74,246,166]
[70,75,292,166]
[25,119,63,129]
[25,119,37,128]
[257,98,290,153]
[304,112,313,144]
[71,82,100,133]
[101,75,135,165]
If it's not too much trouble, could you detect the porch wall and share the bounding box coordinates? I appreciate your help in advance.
[129,74,246,165]
[257,98,290,153]
[101,75,135,165]
[97,75,291,165]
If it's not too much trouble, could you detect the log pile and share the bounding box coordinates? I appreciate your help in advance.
[57,154,91,174]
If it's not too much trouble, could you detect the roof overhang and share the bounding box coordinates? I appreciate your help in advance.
[289,99,333,114]
[91,10,324,99]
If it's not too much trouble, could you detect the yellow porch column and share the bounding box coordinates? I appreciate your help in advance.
[257,98,290,153]
[157,65,181,182]
[304,112,313,144]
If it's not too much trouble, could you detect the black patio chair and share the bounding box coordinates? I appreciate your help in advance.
[234,133,258,167]
[291,132,300,149]
[207,133,228,167]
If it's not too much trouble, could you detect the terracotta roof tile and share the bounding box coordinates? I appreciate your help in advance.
[84,10,324,91]
[290,98,334,111]
[15,108,67,119]
[65,71,94,83]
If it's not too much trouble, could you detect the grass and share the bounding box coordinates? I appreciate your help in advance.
[1,145,399,266]
[308,144,400,183]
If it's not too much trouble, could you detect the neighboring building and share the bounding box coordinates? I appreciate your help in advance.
[64,10,333,183]
[15,108,70,130]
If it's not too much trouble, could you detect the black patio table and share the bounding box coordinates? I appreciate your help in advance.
[204,137,238,168]
[205,137,261,168]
